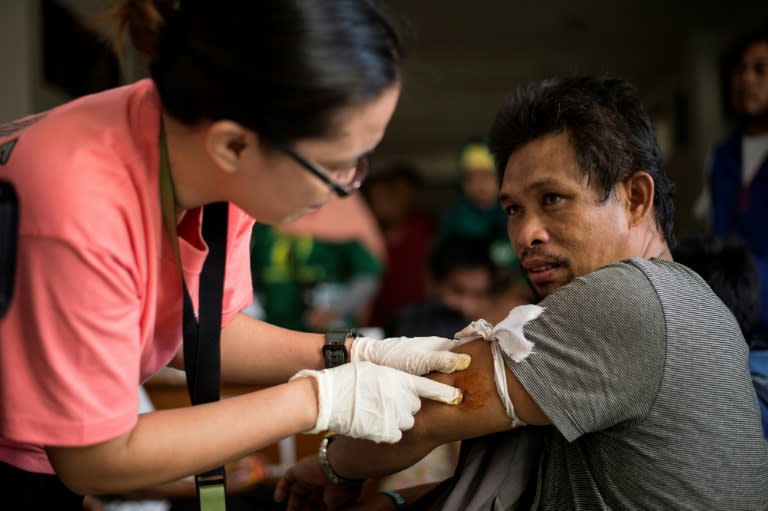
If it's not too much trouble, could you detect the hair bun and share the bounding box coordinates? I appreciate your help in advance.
[111,0,177,59]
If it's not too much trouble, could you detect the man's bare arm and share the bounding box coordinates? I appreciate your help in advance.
[327,339,550,479]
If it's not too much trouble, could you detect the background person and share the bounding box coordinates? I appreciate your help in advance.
[696,29,768,346]
[436,138,518,274]
[363,163,436,329]
[387,235,497,339]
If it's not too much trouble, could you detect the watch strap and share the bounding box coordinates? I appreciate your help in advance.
[323,328,356,368]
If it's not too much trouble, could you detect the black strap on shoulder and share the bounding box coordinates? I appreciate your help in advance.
[183,201,228,405]
[0,180,18,319]
[182,201,229,500]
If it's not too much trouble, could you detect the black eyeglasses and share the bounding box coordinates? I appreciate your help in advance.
[279,146,369,198]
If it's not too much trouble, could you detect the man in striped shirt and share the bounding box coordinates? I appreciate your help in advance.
[276,75,768,511]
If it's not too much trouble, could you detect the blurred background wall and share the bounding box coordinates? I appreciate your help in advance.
[1,0,766,238]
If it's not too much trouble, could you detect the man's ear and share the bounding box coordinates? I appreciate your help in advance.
[205,120,254,174]
[624,171,655,226]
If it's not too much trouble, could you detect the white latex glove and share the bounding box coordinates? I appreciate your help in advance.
[291,361,463,443]
[351,336,472,375]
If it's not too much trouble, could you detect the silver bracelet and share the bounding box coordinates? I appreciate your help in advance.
[379,489,408,510]
[318,435,363,485]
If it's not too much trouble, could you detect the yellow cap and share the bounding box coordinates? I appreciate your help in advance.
[459,143,495,173]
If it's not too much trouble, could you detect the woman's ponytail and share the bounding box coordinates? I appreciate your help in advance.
[108,0,176,60]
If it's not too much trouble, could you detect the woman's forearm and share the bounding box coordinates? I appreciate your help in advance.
[46,377,318,495]
[220,313,325,384]
[216,312,352,385]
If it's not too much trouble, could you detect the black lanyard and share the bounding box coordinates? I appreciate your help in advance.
[159,125,229,510]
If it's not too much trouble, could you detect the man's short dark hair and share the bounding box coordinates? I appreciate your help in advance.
[488,74,676,245]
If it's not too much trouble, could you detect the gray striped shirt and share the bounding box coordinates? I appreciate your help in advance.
[510,257,768,510]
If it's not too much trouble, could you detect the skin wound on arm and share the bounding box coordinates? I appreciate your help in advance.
[418,337,550,444]
[414,340,516,444]
[453,366,495,410]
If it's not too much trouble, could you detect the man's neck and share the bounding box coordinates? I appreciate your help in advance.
[634,223,672,262]
[652,244,673,261]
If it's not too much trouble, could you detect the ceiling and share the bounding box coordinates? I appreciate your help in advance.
[357,0,768,234]
[52,0,765,231]
[54,0,767,230]
[375,0,766,170]
[60,0,767,163]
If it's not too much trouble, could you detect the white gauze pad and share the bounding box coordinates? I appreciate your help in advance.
[455,304,545,425]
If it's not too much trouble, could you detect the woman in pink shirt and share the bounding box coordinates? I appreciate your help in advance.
[0,1,470,509]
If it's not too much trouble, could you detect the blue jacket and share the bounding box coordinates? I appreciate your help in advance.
[749,350,768,438]
[710,129,768,344]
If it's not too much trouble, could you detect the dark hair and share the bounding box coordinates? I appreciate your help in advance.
[719,27,768,120]
[672,234,761,344]
[429,235,496,283]
[488,75,676,245]
[111,0,402,145]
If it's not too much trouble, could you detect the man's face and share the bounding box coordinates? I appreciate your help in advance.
[498,133,633,297]
[731,41,768,118]
[436,267,492,320]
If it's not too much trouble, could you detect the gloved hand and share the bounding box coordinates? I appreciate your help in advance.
[350,336,471,376]
[291,361,463,443]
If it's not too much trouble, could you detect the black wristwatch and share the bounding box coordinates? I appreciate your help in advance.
[323,328,357,368]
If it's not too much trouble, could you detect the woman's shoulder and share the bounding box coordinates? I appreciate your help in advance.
[4,81,163,243]
[4,80,159,175]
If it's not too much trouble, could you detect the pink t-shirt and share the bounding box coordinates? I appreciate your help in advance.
[0,80,254,473]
